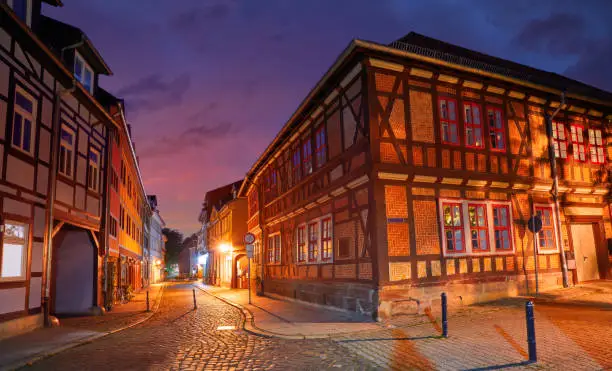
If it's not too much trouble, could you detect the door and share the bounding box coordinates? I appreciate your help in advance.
[570,224,600,282]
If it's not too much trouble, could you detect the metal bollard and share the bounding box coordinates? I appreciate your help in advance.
[441,292,448,338]
[526,301,537,362]
[146,291,150,312]
[193,288,197,309]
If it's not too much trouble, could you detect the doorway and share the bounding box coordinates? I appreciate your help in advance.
[570,224,600,282]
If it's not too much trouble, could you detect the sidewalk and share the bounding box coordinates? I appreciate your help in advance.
[0,283,165,371]
[194,283,382,339]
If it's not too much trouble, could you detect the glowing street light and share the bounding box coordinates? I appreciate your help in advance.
[219,243,232,253]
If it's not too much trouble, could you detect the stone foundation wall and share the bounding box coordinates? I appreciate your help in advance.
[263,279,377,316]
[0,313,43,341]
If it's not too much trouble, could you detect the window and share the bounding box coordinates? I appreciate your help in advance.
[536,207,556,251]
[1,222,29,280]
[88,149,100,192]
[315,126,327,168]
[74,52,94,93]
[442,203,464,252]
[109,217,118,238]
[468,204,488,251]
[321,218,332,260]
[267,234,281,264]
[487,107,505,151]
[292,147,301,185]
[492,205,511,250]
[308,222,318,262]
[589,128,605,164]
[296,225,306,262]
[59,125,75,177]
[464,102,483,148]
[7,0,31,26]
[439,98,459,145]
[302,137,312,176]
[570,125,586,162]
[552,122,568,159]
[12,88,36,155]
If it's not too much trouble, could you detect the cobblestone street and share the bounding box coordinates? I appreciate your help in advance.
[22,284,376,370]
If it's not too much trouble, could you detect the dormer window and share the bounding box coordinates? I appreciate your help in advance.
[74,52,94,93]
[7,0,31,26]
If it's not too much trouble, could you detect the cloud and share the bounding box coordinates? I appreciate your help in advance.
[169,3,231,32]
[116,73,191,114]
[137,121,234,159]
[565,45,612,92]
[512,13,589,56]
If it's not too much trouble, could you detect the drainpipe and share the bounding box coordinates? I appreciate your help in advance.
[42,38,84,326]
[545,92,569,288]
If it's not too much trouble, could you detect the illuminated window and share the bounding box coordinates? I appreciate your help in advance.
[302,137,312,176]
[1,222,29,280]
[552,122,568,159]
[292,146,301,185]
[439,97,459,145]
[12,88,36,155]
[296,225,306,262]
[464,102,483,148]
[88,148,100,192]
[492,205,511,250]
[589,128,605,164]
[536,207,556,250]
[570,125,586,162]
[442,203,464,252]
[267,234,281,264]
[468,204,488,251]
[59,125,75,178]
[487,107,505,151]
[308,222,318,262]
[315,126,327,168]
[74,52,94,93]
[321,218,332,260]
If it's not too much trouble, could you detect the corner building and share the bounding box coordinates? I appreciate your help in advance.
[240,32,612,319]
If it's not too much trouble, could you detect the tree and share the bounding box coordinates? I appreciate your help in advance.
[162,228,183,270]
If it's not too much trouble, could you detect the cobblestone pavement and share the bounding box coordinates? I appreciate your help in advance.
[23,283,377,370]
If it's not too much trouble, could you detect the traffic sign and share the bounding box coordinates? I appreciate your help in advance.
[528,215,543,234]
[246,244,254,258]
[244,232,255,244]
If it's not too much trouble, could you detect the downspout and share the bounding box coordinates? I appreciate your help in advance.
[42,38,84,326]
[545,92,570,288]
[102,114,119,310]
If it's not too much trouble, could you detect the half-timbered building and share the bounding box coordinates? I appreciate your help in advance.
[0,0,122,337]
[239,32,612,319]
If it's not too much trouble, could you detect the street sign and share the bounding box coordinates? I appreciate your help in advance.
[246,244,254,258]
[244,232,255,244]
[528,215,543,234]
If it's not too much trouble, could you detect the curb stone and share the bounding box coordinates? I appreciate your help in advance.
[3,284,166,371]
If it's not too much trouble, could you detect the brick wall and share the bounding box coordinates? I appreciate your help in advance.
[387,223,410,256]
[384,185,408,218]
[413,200,440,255]
[335,264,357,279]
[409,90,434,143]
[389,262,411,281]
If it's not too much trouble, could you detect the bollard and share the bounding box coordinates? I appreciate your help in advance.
[526,301,537,362]
[146,291,150,312]
[193,288,197,309]
[441,292,448,338]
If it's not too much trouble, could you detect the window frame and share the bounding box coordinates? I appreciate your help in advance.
[552,121,568,159]
[467,203,489,252]
[267,232,281,265]
[11,86,37,156]
[58,124,75,178]
[296,224,307,263]
[302,136,313,176]
[7,0,32,27]
[534,205,560,254]
[492,204,512,251]
[0,220,30,282]
[307,222,318,263]
[438,97,460,145]
[487,106,506,152]
[463,102,484,149]
[292,146,302,185]
[74,51,94,94]
[88,147,101,192]
[314,125,327,168]
[321,217,332,261]
[588,128,605,164]
[439,199,515,257]
[570,124,587,162]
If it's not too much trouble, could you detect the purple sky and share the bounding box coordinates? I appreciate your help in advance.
[44,1,612,235]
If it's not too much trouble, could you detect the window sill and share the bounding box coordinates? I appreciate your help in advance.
[443,250,515,258]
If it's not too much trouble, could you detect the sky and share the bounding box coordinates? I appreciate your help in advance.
[44,0,612,236]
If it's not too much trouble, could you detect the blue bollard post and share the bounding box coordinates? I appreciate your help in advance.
[526,301,537,362]
[441,292,448,338]
[146,291,150,312]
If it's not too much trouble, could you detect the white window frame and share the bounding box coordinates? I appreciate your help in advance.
[438,199,515,257]
[0,221,29,281]
[296,214,333,265]
[295,223,307,263]
[7,0,32,27]
[534,203,561,255]
[58,124,75,178]
[267,232,281,265]
[88,147,100,192]
[74,51,94,94]
[12,86,37,156]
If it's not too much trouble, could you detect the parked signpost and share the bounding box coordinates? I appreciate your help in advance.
[244,233,255,305]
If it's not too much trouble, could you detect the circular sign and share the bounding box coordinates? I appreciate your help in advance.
[527,215,543,234]
[244,232,256,244]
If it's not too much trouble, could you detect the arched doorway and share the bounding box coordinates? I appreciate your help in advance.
[234,254,248,289]
[52,226,97,316]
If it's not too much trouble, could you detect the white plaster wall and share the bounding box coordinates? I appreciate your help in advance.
[3,197,31,218]
[55,180,73,206]
[31,241,44,272]
[6,155,35,190]
[0,288,26,314]
[54,229,95,314]
[28,277,42,309]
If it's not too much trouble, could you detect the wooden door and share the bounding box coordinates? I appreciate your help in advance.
[570,224,600,282]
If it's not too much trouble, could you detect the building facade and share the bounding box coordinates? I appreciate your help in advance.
[148,195,165,284]
[239,32,612,319]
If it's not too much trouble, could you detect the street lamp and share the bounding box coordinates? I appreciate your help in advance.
[219,243,232,253]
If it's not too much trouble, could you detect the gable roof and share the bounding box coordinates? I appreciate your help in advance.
[200,180,243,223]
[42,0,63,6]
[38,16,112,75]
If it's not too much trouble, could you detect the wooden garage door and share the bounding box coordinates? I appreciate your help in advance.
[570,224,600,282]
